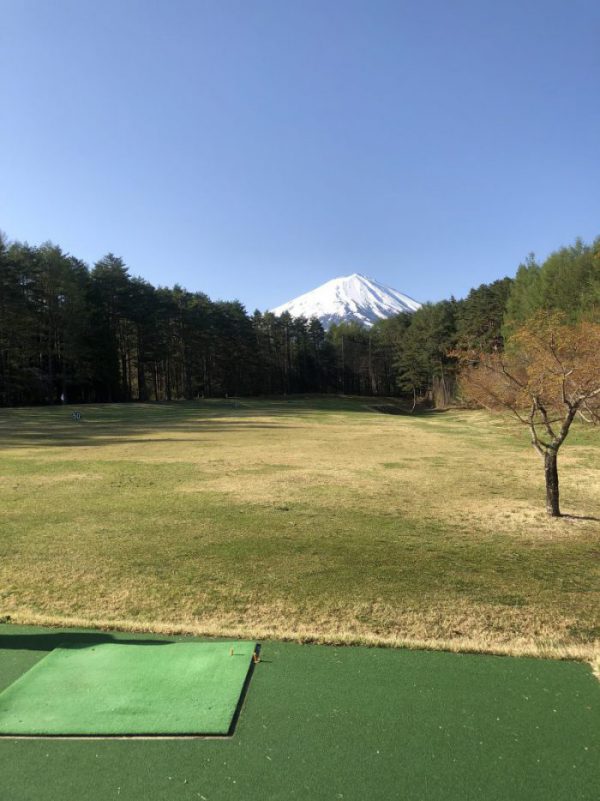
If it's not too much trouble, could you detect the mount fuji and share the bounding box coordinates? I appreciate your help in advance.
[270,273,421,329]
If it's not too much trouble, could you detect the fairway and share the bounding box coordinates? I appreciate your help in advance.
[0,397,599,659]
[0,640,255,736]
[0,625,599,801]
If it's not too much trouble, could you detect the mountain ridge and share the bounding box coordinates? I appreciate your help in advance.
[270,273,421,329]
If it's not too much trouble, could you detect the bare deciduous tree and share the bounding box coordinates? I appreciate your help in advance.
[456,313,600,517]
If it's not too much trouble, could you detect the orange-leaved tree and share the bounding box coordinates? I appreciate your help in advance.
[456,312,600,517]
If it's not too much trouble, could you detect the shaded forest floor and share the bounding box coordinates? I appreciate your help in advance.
[0,397,598,662]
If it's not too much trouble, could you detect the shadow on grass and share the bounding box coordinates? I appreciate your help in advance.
[370,404,450,417]
[0,631,173,652]
[0,397,462,449]
[0,396,384,449]
[561,514,600,522]
[0,420,306,449]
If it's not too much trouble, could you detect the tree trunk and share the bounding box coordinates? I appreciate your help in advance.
[153,362,159,400]
[544,450,560,517]
[368,335,376,395]
[137,350,147,401]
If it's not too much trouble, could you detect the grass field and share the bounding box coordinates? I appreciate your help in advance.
[0,625,598,801]
[0,397,599,661]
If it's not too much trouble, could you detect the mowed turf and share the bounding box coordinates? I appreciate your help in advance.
[0,640,255,735]
[1,397,599,657]
[0,625,599,801]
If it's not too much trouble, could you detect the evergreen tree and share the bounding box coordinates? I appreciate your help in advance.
[504,237,600,330]
[456,277,513,350]
[0,229,596,408]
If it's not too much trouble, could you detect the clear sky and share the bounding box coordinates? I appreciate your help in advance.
[1,0,599,310]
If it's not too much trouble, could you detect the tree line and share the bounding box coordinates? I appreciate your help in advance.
[0,231,598,407]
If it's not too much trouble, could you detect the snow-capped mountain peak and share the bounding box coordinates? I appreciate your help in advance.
[269,273,421,329]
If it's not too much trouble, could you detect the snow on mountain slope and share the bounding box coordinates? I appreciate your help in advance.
[270,273,421,329]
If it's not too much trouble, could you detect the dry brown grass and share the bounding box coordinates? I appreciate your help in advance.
[5,608,599,666]
[0,398,598,665]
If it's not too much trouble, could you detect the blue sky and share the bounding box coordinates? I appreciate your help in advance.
[1,0,599,310]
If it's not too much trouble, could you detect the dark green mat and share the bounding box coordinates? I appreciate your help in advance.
[0,640,255,735]
[1,627,599,800]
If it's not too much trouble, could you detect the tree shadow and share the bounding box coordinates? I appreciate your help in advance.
[0,395,396,449]
[0,631,173,652]
[0,395,458,450]
[369,404,449,417]
[560,514,600,522]
[0,419,305,449]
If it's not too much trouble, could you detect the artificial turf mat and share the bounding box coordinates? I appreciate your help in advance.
[0,626,599,801]
[0,640,255,736]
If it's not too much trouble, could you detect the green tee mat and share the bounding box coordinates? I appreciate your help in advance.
[0,640,256,736]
